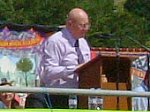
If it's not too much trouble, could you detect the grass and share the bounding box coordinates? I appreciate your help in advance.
[0,109,135,112]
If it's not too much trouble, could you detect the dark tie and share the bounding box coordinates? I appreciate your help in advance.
[74,40,84,64]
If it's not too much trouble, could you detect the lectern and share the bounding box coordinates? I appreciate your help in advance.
[76,54,132,110]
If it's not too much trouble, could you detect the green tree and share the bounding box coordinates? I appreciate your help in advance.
[0,0,150,48]
[124,0,150,48]
[124,0,150,20]
[16,58,33,87]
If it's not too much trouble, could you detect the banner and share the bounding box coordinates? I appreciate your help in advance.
[0,26,45,108]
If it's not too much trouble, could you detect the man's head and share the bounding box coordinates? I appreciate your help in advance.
[66,8,90,39]
[0,78,14,108]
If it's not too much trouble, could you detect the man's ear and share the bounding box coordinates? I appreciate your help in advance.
[68,19,72,26]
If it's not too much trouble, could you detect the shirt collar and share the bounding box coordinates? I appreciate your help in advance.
[62,28,77,47]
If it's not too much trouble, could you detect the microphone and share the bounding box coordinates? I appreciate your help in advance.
[92,33,114,39]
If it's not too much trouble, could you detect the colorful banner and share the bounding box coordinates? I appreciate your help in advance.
[0,27,43,48]
[0,26,45,108]
[0,35,43,48]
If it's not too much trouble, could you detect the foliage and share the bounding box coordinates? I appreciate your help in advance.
[124,0,150,20]
[124,0,150,48]
[0,0,77,25]
[88,0,150,48]
[0,0,150,48]
[16,57,33,86]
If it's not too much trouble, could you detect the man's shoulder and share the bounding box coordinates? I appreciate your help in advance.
[47,31,63,41]
[48,29,69,42]
[0,101,6,108]
[44,30,68,47]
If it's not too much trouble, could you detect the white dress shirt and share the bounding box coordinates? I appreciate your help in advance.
[39,28,91,88]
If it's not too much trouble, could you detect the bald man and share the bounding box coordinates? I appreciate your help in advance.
[38,8,91,108]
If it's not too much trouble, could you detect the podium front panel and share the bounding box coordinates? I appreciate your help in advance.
[77,55,132,110]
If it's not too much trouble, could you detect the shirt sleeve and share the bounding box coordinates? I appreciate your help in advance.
[0,101,7,109]
[41,39,76,81]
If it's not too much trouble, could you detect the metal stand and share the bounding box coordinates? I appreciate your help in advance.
[114,37,121,110]
[146,54,150,110]
[92,33,122,110]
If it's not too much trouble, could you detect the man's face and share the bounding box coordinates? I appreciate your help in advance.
[0,85,14,101]
[70,17,90,39]
[1,92,14,101]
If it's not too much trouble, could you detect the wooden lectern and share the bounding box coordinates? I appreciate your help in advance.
[76,54,132,110]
